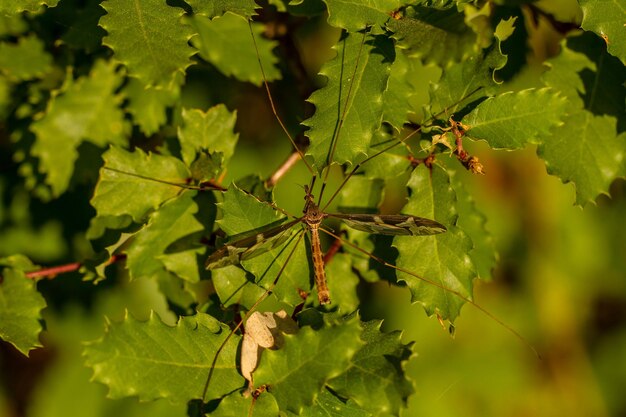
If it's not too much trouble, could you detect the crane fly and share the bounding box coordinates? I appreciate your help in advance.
[205,182,446,304]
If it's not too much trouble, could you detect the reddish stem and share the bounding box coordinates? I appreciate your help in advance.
[24,254,127,280]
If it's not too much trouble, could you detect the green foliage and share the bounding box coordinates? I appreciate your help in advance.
[0,256,47,355]
[83,312,241,403]
[0,1,624,417]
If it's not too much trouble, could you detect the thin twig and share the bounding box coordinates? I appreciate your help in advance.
[24,254,127,280]
[265,151,302,188]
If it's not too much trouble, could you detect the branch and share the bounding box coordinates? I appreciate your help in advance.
[24,254,127,280]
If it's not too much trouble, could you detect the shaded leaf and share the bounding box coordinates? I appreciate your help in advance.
[429,43,506,116]
[211,390,279,417]
[294,389,373,417]
[178,104,238,167]
[0,0,59,16]
[0,35,52,81]
[31,60,129,196]
[387,5,477,65]
[538,112,625,206]
[0,255,46,356]
[189,13,280,86]
[83,312,243,404]
[124,77,179,136]
[126,192,205,283]
[100,0,194,88]
[323,0,396,31]
[579,0,626,65]
[394,164,474,321]
[254,316,363,413]
[186,0,258,18]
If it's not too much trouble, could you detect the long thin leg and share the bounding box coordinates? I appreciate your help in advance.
[202,229,307,401]
[319,226,540,358]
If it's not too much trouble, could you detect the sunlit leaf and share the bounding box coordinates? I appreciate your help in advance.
[90,146,190,223]
[305,33,394,170]
[462,88,568,150]
[99,0,194,88]
[394,164,474,321]
[254,316,363,413]
[83,312,242,404]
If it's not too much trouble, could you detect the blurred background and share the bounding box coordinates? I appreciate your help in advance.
[1,0,625,416]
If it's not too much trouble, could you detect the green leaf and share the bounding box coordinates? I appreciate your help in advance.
[429,43,506,116]
[540,37,626,205]
[83,312,243,404]
[579,0,626,65]
[541,44,596,103]
[294,389,373,417]
[178,104,239,167]
[56,0,107,52]
[462,88,568,150]
[381,51,412,132]
[126,192,205,283]
[214,186,311,306]
[124,77,179,136]
[0,0,59,16]
[90,146,190,223]
[99,0,194,88]
[322,0,396,31]
[212,265,266,309]
[452,175,497,281]
[538,112,626,206]
[241,233,311,307]
[0,34,52,81]
[31,60,129,196]
[325,253,360,313]
[387,5,477,65]
[211,390,279,417]
[218,185,286,236]
[394,164,474,322]
[305,33,394,171]
[327,320,414,415]
[337,175,384,213]
[186,0,258,18]
[254,316,363,413]
[189,13,280,86]
[0,255,47,356]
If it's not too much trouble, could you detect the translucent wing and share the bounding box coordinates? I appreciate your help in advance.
[328,213,446,236]
[205,218,301,269]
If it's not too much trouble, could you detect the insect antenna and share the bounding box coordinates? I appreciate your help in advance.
[202,229,306,402]
[102,167,227,191]
[321,86,484,212]
[319,226,540,358]
[248,20,315,177]
[316,29,369,206]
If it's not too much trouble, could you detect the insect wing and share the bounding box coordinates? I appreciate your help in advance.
[329,213,446,236]
[205,219,301,269]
